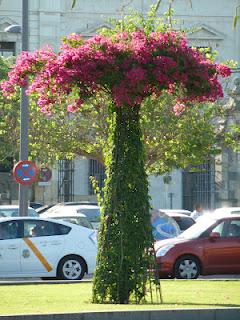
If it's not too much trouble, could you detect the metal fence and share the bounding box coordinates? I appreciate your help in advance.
[182,161,214,211]
[58,160,74,202]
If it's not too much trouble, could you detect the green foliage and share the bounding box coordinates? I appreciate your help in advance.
[0,56,19,163]
[141,94,228,175]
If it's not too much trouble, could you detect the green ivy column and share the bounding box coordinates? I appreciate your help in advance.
[92,104,152,304]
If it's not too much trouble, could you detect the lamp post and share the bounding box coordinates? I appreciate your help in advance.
[5,0,29,216]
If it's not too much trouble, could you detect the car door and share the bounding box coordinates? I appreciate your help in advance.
[20,219,66,276]
[203,218,240,274]
[0,220,21,275]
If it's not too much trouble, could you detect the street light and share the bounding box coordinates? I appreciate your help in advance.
[4,25,22,34]
[4,0,29,216]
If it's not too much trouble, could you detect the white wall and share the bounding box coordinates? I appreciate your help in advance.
[149,170,182,209]
[74,157,89,196]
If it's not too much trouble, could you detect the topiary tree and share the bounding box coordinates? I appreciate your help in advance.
[1,21,230,304]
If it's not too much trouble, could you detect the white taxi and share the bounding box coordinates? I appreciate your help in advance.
[0,217,97,280]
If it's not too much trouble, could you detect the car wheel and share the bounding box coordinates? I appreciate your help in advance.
[174,255,200,279]
[57,255,86,280]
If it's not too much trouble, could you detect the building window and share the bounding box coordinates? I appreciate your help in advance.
[0,42,15,56]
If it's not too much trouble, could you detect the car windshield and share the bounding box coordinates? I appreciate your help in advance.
[77,208,100,222]
[178,218,217,240]
[53,217,93,229]
[172,217,195,231]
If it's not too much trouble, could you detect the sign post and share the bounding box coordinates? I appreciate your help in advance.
[19,0,29,216]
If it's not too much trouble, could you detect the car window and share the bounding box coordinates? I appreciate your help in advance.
[225,220,240,237]
[0,209,18,217]
[77,208,100,223]
[28,209,39,217]
[59,217,93,229]
[211,221,225,236]
[0,221,21,240]
[172,217,195,231]
[55,223,71,235]
[23,220,71,238]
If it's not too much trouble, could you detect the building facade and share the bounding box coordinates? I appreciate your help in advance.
[0,0,240,209]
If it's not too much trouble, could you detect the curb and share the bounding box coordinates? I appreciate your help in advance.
[0,279,92,286]
[0,308,240,320]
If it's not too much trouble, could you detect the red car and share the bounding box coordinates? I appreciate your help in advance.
[155,215,240,279]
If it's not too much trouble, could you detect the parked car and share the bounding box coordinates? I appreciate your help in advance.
[155,214,240,279]
[42,210,94,230]
[213,207,240,215]
[42,204,101,229]
[0,217,97,280]
[161,210,195,232]
[0,205,38,217]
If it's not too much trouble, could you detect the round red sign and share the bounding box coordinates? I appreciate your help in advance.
[13,161,38,185]
[39,167,52,182]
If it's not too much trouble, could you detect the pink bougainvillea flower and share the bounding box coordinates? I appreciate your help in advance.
[173,103,187,116]
[0,29,231,112]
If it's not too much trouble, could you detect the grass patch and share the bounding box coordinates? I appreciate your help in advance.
[0,280,239,315]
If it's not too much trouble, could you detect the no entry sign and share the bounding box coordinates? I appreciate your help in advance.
[13,160,38,185]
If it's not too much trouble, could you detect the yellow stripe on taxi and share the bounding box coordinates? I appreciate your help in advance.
[23,238,53,272]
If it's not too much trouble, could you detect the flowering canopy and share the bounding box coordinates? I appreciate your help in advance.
[1,30,231,114]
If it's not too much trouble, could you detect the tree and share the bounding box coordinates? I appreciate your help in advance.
[1,4,231,304]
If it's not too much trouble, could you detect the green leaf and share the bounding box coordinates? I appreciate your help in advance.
[233,15,239,29]
[71,0,76,9]
[233,5,240,29]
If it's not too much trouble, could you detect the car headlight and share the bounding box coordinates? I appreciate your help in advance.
[156,244,174,257]
[89,230,98,245]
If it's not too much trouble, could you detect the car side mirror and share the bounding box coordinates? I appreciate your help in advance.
[209,232,220,240]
